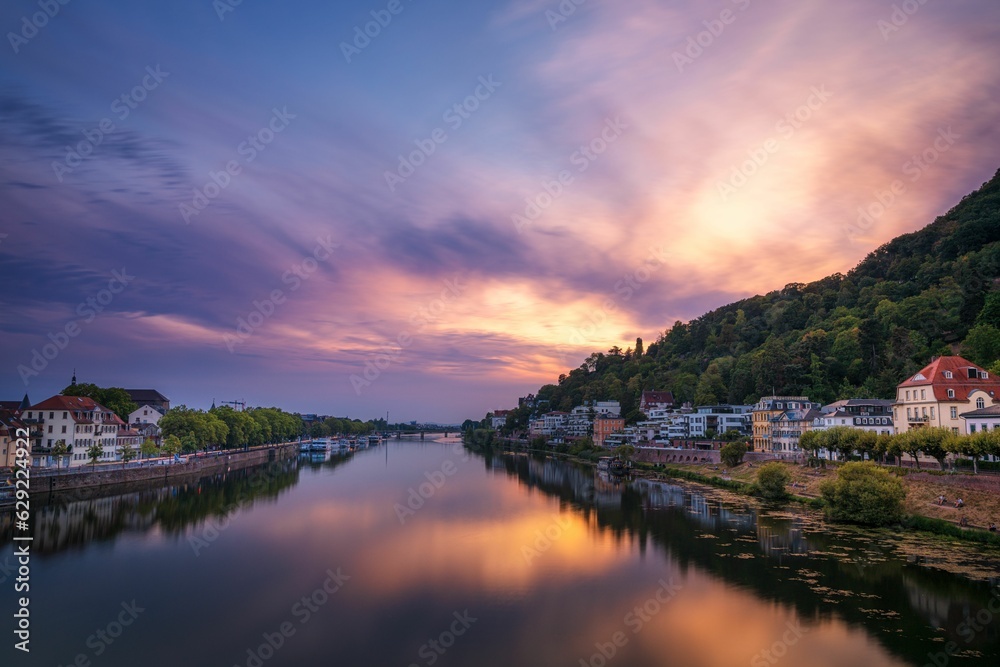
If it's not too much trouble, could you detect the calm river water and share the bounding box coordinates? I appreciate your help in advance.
[2,438,999,667]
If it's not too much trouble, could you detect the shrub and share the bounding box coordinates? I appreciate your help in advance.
[819,462,906,526]
[754,462,790,500]
[720,441,747,467]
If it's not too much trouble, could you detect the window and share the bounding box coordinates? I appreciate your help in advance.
[61,425,66,433]
[921,389,926,400]
[49,412,54,419]
[930,408,935,419]
[947,389,955,399]
[952,428,960,435]
[907,408,912,419]
[951,407,958,419]
[968,368,978,380]
[977,397,986,410]
[983,371,990,379]
[47,425,52,433]
[944,371,953,379]
[971,424,977,433]
[906,390,910,401]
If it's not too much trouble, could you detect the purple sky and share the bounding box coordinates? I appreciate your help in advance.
[2,0,999,422]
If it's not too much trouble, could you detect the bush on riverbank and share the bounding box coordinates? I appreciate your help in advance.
[720,441,747,467]
[752,462,791,500]
[819,462,906,526]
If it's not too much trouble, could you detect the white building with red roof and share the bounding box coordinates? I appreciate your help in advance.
[21,395,125,468]
[893,356,1000,435]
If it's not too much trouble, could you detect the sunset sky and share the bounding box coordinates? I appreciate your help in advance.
[2,0,999,422]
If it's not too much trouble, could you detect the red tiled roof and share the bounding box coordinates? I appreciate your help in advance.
[26,395,119,422]
[898,356,1000,403]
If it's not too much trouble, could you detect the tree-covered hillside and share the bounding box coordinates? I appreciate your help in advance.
[516,169,1000,426]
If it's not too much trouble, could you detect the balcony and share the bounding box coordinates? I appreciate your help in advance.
[908,415,930,423]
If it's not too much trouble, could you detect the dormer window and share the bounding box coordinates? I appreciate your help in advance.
[968,368,978,379]
[981,371,989,379]
[947,389,955,399]
[944,371,953,379]
[977,397,986,410]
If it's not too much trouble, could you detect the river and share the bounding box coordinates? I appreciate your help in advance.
[2,438,999,667]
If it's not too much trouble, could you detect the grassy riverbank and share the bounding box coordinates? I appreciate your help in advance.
[637,459,1000,547]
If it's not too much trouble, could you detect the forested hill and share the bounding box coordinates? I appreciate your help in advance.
[523,168,1000,425]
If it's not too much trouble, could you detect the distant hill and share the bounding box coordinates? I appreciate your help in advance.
[513,168,1000,426]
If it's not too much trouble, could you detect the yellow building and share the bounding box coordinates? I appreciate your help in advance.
[751,396,817,451]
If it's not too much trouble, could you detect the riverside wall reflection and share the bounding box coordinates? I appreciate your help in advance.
[0,453,351,554]
[482,449,1000,665]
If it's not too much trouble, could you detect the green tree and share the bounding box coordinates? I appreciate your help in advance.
[819,462,906,526]
[961,324,1000,368]
[61,383,138,422]
[613,444,636,461]
[162,434,182,457]
[754,462,790,500]
[120,442,136,468]
[798,430,823,463]
[825,425,862,461]
[87,442,103,469]
[140,438,158,460]
[909,427,952,470]
[720,441,747,467]
[975,292,1000,328]
[948,430,995,474]
[51,439,69,473]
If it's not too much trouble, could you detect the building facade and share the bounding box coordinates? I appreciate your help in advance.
[814,399,895,436]
[594,417,625,448]
[893,356,1000,435]
[22,395,126,468]
[752,396,817,451]
[640,391,675,415]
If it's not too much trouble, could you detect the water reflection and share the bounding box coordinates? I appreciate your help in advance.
[0,442,997,667]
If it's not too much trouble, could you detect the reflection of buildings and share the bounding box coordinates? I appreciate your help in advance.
[0,459,301,553]
[903,572,999,648]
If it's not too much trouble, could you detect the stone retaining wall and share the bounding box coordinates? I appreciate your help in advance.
[28,443,298,496]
